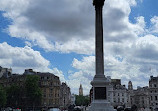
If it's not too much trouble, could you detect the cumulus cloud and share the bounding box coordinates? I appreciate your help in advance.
[0,0,95,54]
[150,16,158,34]
[0,42,66,81]
[0,42,50,72]
[1,0,158,95]
[0,0,141,54]
[51,68,66,82]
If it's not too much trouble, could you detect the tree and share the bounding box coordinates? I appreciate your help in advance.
[75,95,90,106]
[25,75,42,108]
[84,96,90,106]
[6,84,21,108]
[0,85,7,108]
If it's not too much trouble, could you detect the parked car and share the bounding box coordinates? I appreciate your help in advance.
[117,106,124,111]
[73,106,81,111]
[155,108,158,111]
[5,107,12,111]
[49,108,61,111]
[124,107,131,111]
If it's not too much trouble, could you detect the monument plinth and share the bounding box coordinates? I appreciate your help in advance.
[88,0,116,111]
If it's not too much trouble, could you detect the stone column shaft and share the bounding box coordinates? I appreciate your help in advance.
[95,6,104,76]
[93,0,105,79]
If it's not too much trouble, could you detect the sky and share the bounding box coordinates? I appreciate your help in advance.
[0,0,158,95]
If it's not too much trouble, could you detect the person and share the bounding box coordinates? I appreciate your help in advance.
[131,105,137,111]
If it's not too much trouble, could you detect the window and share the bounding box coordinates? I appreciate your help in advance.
[44,88,46,93]
[122,98,124,103]
[50,88,53,93]
[155,96,157,100]
[154,84,157,88]
[151,96,153,101]
[43,94,46,97]
[50,82,53,86]
[118,98,120,102]
[49,99,52,105]
[114,98,116,103]
[41,77,44,80]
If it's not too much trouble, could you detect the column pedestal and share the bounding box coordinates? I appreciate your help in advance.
[88,78,116,111]
[88,100,115,111]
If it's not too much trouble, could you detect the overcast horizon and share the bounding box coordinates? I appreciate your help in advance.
[0,0,158,95]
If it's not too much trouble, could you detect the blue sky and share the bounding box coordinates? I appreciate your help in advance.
[0,0,158,95]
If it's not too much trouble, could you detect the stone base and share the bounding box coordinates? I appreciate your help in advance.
[88,100,116,111]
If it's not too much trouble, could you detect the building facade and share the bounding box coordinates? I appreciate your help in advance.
[0,67,71,109]
[70,94,76,105]
[149,76,158,111]
[0,66,12,78]
[130,86,150,110]
[89,76,158,111]
[37,72,60,108]
[108,78,128,108]
[60,82,71,110]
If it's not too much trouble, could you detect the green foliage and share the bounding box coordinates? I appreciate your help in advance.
[25,75,42,106]
[0,85,7,107]
[6,84,21,108]
[75,95,90,106]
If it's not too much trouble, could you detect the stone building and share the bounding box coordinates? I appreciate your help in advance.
[89,77,129,108]
[126,81,134,108]
[0,66,12,78]
[108,79,128,108]
[21,69,61,108]
[37,72,60,108]
[0,67,69,109]
[79,84,83,96]
[128,81,133,90]
[89,76,158,111]
[149,76,158,111]
[89,87,93,103]
[60,82,71,109]
[130,86,150,110]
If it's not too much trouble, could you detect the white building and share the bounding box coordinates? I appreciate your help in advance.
[70,94,76,105]
[107,78,129,108]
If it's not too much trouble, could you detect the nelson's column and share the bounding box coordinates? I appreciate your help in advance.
[88,0,115,111]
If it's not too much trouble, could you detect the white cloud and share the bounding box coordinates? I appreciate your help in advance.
[131,16,146,35]
[51,68,66,82]
[0,42,51,73]
[150,16,158,34]
[0,0,141,54]
[1,0,158,95]
[55,38,95,55]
